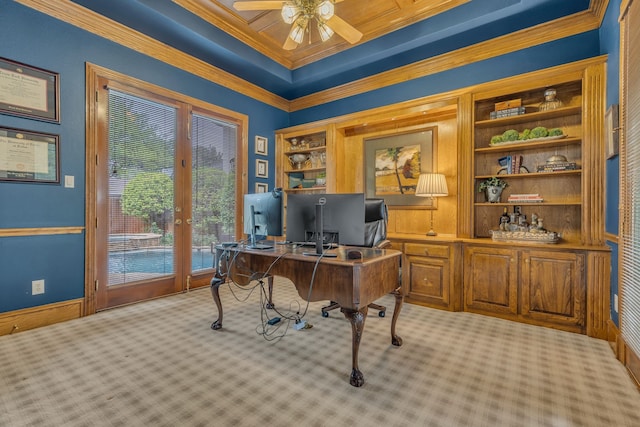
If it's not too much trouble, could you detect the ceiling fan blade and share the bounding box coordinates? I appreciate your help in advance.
[326,15,362,44]
[233,1,285,11]
[283,35,298,50]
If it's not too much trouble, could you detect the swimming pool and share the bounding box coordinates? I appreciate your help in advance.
[109,249,214,274]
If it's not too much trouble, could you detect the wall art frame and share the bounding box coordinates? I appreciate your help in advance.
[255,135,268,156]
[256,158,268,178]
[0,126,60,183]
[255,182,268,193]
[605,104,619,159]
[364,127,436,208]
[0,57,60,123]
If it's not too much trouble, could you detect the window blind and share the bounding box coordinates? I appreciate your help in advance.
[620,0,640,358]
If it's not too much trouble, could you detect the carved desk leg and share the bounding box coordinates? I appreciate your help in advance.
[210,274,226,330]
[341,306,369,387]
[390,287,403,346]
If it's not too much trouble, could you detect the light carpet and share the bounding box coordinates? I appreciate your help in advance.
[1,278,639,427]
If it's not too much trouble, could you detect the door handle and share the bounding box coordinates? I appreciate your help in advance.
[186,218,192,225]
[175,219,182,225]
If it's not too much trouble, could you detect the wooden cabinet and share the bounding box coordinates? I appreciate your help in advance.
[392,238,461,311]
[520,250,585,330]
[463,243,586,333]
[463,245,518,316]
[472,80,584,243]
[275,126,333,194]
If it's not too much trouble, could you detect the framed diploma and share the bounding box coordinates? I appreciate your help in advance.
[0,127,60,183]
[0,57,60,123]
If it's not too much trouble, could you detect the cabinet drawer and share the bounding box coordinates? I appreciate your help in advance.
[404,243,450,258]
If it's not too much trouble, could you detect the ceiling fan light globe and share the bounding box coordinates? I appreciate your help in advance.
[290,23,306,44]
[318,21,334,41]
[316,1,334,20]
[282,3,300,24]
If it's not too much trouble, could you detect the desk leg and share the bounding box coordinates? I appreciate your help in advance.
[341,306,368,387]
[210,274,225,330]
[391,287,403,346]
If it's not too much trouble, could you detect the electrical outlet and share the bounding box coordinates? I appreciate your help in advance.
[32,279,45,295]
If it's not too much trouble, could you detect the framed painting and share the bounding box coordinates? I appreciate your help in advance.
[0,126,60,183]
[364,127,436,207]
[0,57,60,123]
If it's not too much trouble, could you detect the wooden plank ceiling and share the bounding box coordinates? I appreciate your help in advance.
[172,0,470,69]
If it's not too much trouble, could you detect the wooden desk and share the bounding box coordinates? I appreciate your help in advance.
[210,244,403,387]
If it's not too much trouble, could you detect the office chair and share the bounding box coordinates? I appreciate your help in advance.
[321,198,392,317]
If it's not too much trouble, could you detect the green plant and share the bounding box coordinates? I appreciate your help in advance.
[478,176,508,192]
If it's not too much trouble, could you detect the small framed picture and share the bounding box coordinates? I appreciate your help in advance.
[255,135,268,156]
[255,182,268,193]
[605,104,619,159]
[256,159,268,178]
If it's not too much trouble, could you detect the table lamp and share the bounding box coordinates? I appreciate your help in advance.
[415,173,449,236]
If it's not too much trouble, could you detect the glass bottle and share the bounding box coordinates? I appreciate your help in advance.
[539,88,564,111]
[500,207,510,226]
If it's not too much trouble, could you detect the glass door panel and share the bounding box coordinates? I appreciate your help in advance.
[190,113,237,275]
[100,89,179,308]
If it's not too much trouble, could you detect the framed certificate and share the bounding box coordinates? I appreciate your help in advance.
[0,127,60,183]
[0,57,60,123]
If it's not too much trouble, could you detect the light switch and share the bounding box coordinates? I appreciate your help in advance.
[64,175,75,188]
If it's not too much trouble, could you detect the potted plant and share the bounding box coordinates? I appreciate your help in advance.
[478,176,507,203]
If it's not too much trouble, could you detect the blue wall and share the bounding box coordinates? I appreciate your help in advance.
[0,0,288,312]
[601,0,621,327]
[290,32,601,125]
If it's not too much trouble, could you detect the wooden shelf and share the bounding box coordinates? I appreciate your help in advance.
[474,136,582,153]
[474,105,582,128]
[474,170,581,180]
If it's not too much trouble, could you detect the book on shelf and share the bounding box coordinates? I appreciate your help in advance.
[508,193,543,203]
[494,98,521,111]
[490,106,527,119]
[498,154,523,174]
[536,162,579,172]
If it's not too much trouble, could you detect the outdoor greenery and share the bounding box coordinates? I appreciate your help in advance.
[122,172,174,232]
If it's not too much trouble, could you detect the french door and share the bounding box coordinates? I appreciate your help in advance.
[87,65,245,311]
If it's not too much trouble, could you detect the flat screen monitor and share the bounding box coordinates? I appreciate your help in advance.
[286,193,365,255]
[243,188,284,249]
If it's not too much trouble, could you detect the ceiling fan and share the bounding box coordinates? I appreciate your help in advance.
[233,1,363,50]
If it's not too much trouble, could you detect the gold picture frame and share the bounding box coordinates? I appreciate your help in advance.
[364,127,436,207]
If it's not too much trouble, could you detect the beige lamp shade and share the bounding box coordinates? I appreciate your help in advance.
[415,173,448,197]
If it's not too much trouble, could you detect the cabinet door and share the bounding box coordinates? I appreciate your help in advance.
[405,254,451,309]
[520,250,585,328]
[463,246,518,316]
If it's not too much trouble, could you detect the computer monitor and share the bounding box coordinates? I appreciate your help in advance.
[243,188,284,249]
[286,193,365,256]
